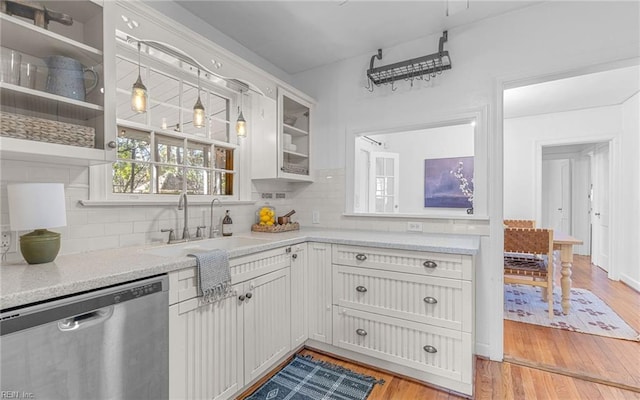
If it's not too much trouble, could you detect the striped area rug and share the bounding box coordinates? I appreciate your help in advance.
[504,284,640,341]
[246,354,384,400]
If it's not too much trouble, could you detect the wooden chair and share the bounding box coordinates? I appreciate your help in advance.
[504,228,555,318]
[504,219,536,228]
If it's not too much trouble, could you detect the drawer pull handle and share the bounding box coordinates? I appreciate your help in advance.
[356,328,368,337]
[356,286,368,293]
[355,253,367,261]
[238,295,246,302]
[423,296,438,304]
[423,260,438,269]
[423,345,438,354]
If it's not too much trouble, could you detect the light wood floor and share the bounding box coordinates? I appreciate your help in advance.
[504,255,640,390]
[239,348,640,399]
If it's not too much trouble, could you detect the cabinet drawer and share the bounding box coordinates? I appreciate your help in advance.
[333,266,472,332]
[333,307,473,385]
[169,247,291,305]
[332,245,472,281]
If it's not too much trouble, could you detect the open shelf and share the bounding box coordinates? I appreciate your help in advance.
[0,13,103,67]
[1,82,103,121]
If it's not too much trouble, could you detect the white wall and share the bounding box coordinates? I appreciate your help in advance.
[377,125,474,214]
[619,92,640,291]
[504,106,622,219]
[291,1,640,359]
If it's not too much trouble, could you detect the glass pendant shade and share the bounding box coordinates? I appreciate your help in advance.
[131,42,147,113]
[193,69,205,128]
[193,95,205,128]
[131,75,147,113]
[236,111,246,137]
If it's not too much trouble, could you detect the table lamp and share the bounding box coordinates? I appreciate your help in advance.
[7,183,67,264]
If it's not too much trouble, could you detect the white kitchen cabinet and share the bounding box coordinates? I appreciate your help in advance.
[169,284,244,400]
[251,87,314,182]
[307,242,333,344]
[290,243,308,348]
[332,307,473,386]
[330,244,475,396]
[168,247,292,400]
[0,1,117,165]
[242,267,291,384]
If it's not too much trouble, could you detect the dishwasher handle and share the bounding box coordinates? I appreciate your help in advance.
[58,306,114,332]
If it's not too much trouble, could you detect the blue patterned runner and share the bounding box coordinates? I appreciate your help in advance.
[246,354,384,400]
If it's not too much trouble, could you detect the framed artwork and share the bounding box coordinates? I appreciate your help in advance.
[424,156,474,208]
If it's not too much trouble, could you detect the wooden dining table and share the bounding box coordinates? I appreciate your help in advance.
[553,231,584,315]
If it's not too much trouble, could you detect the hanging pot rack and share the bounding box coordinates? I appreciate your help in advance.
[366,31,451,91]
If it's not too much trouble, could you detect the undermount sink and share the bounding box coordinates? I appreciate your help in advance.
[142,236,273,257]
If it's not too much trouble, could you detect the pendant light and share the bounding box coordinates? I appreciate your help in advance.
[236,89,247,137]
[193,69,205,128]
[131,42,147,113]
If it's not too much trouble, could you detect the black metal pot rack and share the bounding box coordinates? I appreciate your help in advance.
[366,31,451,91]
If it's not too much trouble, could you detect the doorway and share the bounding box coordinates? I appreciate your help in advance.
[502,64,640,389]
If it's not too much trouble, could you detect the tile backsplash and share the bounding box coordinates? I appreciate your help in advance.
[0,160,486,263]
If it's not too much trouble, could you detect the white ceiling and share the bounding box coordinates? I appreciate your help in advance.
[504,65,640,119]
[176,1,540,75]
[174,1,638,118]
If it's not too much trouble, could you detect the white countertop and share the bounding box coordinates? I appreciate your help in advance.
[0,228,479,310]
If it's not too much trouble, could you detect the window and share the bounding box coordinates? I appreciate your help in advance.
[110,41,239,199]
[114,126,235,196]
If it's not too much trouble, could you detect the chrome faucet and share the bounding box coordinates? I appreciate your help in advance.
[210,198,222,238]
[178,192,190,240]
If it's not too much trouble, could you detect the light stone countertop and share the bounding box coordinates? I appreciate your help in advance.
[0,228,479,310]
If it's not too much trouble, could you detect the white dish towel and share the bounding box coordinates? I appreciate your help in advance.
[188,249,232,303]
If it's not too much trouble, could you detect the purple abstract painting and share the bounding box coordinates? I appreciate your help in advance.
[424,156,474,208]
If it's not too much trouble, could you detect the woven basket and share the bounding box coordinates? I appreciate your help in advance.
[251,222,300,233]
[1,111,95,148]
[282,163,308,175]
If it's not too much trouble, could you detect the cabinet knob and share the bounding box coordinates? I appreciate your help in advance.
[356,286,368,293]
[355,253,367,261]
[356,328,367,337]
[107,141,117,149]
[423,260,438,269]
[292,253,298,260]
[423,345,438,354]
[238,295,246,302]
[423,296,438,304]
[245,292,253,299]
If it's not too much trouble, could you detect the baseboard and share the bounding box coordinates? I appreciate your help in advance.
[620,273,640,293]
[474,342,491,359]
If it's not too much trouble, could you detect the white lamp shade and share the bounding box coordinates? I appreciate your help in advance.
[7,183,67,231]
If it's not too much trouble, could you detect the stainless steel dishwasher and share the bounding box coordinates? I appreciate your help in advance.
[0,275,168,400]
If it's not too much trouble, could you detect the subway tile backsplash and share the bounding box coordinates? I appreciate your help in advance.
[0,159,487,263]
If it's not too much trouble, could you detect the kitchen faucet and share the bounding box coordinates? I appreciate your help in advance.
[210,198,222,238]
[178,192,190,240]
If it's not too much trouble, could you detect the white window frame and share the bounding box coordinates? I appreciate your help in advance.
[89,40,251,204]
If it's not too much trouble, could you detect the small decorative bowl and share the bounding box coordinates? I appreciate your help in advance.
[283,115,297,126]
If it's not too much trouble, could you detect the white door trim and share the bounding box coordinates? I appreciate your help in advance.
[493,56,638,362]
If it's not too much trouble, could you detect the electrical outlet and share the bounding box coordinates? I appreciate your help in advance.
[1,226,15,253]
[312,211,320,224]
[275,193,286,199]
[261,193,273,199]
[407,221,423,232]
